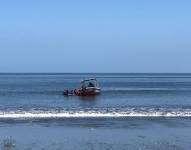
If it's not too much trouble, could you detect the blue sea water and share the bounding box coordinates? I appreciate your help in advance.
[0,73,191,149]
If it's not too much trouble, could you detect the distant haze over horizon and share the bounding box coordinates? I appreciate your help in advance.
[0,72,191,75]
[0,0,191,73]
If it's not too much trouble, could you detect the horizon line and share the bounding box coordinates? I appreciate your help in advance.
[0,72,191,74]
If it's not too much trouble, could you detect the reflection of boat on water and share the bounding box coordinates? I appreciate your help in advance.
[64,78,101,96]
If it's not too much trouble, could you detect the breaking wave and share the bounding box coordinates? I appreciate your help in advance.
[0,108,191,119]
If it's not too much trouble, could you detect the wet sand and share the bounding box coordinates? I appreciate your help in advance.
[0,118,191,150]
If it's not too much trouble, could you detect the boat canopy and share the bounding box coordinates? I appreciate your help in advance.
[81,78,97,83]
[80,78,98,87]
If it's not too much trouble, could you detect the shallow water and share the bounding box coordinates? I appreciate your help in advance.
[0,73,191,149]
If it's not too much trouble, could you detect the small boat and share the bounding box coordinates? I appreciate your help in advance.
[64,78,101,96]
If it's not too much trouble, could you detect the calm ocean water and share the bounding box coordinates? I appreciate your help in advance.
[0,73,191,149]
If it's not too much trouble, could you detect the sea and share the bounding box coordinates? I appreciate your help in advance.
[0,73,191,150]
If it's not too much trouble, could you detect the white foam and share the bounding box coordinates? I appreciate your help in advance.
[0,110,191,119]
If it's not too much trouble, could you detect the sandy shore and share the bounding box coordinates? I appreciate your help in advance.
[0,118,191,150]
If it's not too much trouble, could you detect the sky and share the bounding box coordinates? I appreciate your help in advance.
[0,0,191,73]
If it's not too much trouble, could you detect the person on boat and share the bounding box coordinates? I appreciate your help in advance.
[88,82,95,87]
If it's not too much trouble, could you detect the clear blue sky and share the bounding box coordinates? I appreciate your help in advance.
[0,0,191,73]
